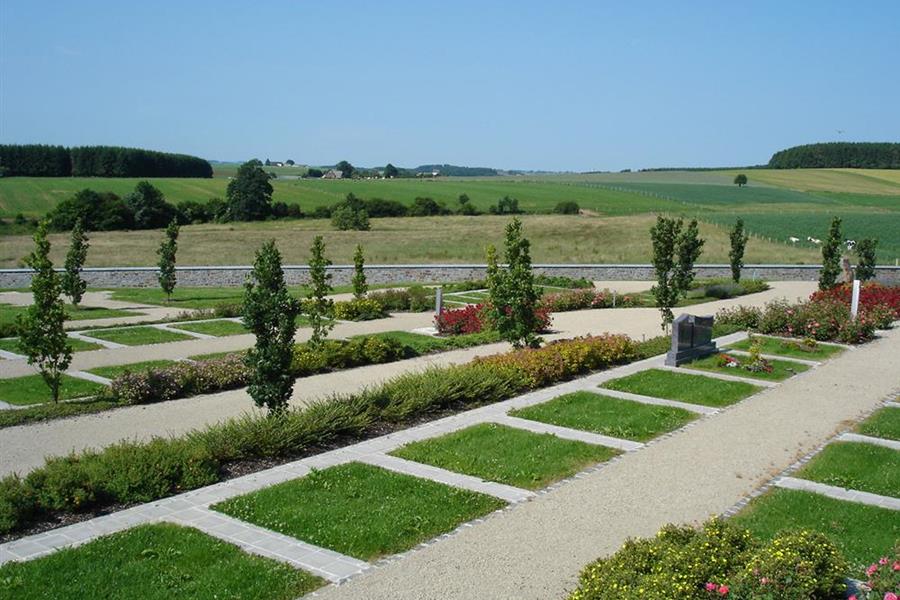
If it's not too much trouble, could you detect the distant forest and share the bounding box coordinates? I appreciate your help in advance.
[414,164,498,176]
[768,142,900,169]
[0,144,213,178]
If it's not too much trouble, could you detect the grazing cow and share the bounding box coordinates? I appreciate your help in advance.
[810,238,822,245]
[788,236,800,243]
[845,239,857,249]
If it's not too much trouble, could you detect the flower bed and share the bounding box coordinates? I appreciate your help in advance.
[434,302,551,336]
[539,288,640,312]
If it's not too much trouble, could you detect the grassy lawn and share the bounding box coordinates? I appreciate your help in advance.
[509,391,698,442]
[0,335,103,355]
[0,523,323,600]
[0,304,134,329]
[170,319,249,337]
[732,488,900,569]
[855,407,900,441]
[726,336,844,360]
[0,398,121,429]
[600,369,761,407]
[87,359,179,380]
[684,354,810,381]
[212,462,504,561]
[0,374,105,406]
[189,350,244,362]
[794,441,900,498]
[85,326,195,346]
[390,423,620,490]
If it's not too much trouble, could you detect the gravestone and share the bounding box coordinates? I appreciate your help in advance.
[665,314,718,366]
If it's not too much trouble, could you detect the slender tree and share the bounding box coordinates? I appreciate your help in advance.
[650,216,705,330]
[352,244,368,299]
[485,218,541,348]
[157,219,180,301]
[242,240,301,414]
[728,218,749,283]
[855,238,878,281]
[17,222,72,402]
[62,217,89,305]
[819,217,843,290]
[306,236,334,347]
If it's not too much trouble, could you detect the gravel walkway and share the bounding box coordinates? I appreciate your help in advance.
[312,325,900,600]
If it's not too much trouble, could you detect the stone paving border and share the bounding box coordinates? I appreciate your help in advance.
[837,431,900,451]
[485,414,644,452]
[0,332,756,582]
[597,388,720,415]
[774,476,900,510]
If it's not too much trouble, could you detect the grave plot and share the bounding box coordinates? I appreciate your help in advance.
[169,319,249,337]
[0,374,105,406]
[792,441,900,498]
[0,335,103,357]
[682,353,810,382]
[211,462,505,561]
[855,405,900,441]
[80,326,196,346]
[508,391,698,442]
[600,369,762,408]
[725,335,845,360]
[86,359,179,380]
[389,423,620,490]
[0,522,324,600]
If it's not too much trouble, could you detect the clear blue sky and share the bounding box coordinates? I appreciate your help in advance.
[2,1,898,171]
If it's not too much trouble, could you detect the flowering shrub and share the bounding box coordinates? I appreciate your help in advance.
[475,334,637,388]
[435,303,486,335]
[811,282,900,318]
[368,286,432,312]
[716,305,763,330]
[110,354,250,405]
[539,288,641,312]
[291,337,406,375]
[331,297,386,321]
[854,548,900,600]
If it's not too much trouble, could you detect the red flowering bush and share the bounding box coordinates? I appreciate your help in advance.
[750,297,879,344]
[855,547,900,600]
[435,303,486,335]
[810,282,900,318]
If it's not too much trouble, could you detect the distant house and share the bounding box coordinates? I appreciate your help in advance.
[322,169,343,179]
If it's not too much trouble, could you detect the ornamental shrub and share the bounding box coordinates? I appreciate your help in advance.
[715,306,763,330]
[857,545,900,599]
[436,304,486,335]
[368,285,432,312]
[332,297,386,321]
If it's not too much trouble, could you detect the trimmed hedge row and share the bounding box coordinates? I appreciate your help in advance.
[0,333,649,536]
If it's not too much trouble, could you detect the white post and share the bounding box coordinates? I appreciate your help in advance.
[850,279,860,320]
[435,286,443,316]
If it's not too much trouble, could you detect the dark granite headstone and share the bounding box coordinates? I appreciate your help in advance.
[665,314,718,366]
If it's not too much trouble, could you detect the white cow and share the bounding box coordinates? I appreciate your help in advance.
[788,236,800,243]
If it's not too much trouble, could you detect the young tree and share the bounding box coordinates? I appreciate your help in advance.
[242,240,301,415]
[226,159,273,221]
[650,216,705,329]
[62,217,89,305]
[352,244,368,299]
[728,218,749,283]
[306,236,334,347]
[733,174,748,187]
[819,216,843,290]
[17,222,72,402]
[485,218,541,348]
[157,219,180,301]
[855,238,878,281]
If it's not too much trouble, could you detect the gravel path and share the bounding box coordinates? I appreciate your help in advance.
[313,325,900,600]
[0,282,816,476]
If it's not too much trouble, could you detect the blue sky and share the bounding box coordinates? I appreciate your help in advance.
[1,1,898,171]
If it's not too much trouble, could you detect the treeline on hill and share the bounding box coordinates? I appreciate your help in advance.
[0,144,213,178]
[768,142,900,169]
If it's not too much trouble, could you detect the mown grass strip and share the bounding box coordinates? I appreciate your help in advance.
[0,336,103,355]
[726,336,844,360]
[0,374,105,406]
[855,407,900,441]
[170,319,249,337]
[509,391,697,442]
[0,523,324,600]
[732,488,900,568]
[600,369,761,407]
[390,423,620,490]
[87,359,179,380]
[685,354,810,381]
[212,462,504,561]
[84,326,195,346]
[794,441,900,498]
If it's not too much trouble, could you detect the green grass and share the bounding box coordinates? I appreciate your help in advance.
[0,303,134,328]
[170,319,249,337]
[188,350,243,362]
[855,407,900,441]
[732,488,900,568]
[357,330,501,355]
[87,359,179,379]
[684,354,810,381]
[0,523,323,600]
[84,326,195,346]
[0,335,103,355]
[726,336,844,360]
[600,369,761,407]
[509,391,698,442]
[212,462,505,561]
[390,423,620,489]
[794,441,900,498]
[0,398,121,429]
[0,374,105,406]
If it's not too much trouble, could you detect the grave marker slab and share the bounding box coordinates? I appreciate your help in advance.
[665,314,718,366]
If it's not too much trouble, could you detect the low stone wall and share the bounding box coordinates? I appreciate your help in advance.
[2,264,899,288]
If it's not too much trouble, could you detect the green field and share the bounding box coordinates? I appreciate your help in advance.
[1,168,897,265]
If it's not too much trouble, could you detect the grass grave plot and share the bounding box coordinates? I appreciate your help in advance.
[0,399,121,429]
[87,359,179,380]
[509,391,698,442]
[0,336,103,355]
[0,304,134,329]
[188,350,244,362]
[0,374,105,406]
[726,336,844,360]
[732,488,900,568]
[390,423,620,490]
[212,462,505,561]
[684,354,810,382]
[855,407,900,441]
[84,326,195,346]
[0,523,324,600]
[170,319,249,337]
[600,369,761,407]
[794,441,900,498]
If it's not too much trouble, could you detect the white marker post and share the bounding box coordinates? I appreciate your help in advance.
[435,286,443,316]
[850,279,860,320]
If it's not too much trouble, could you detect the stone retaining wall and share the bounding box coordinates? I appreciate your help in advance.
[2,264,899,288]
